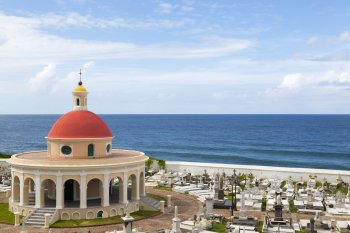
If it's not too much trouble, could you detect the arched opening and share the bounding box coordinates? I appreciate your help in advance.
[109,176,124,204]
[88,144,94,157]
[97,210,103,218]
[23,178,35,206]
[41,179,56,207]
[64,179,80,208]
[13,176,20,203]
[87,178,103,207]
[139,172,145,197]
[76,98,80,106]
[128,174,137,201]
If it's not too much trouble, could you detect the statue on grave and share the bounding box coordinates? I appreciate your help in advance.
[219,173,224,190]
[274,193,283,221]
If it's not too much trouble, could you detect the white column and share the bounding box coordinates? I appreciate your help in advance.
[135,173,140,201]
[56,175,63,209]
[140,172,146,196]
[11,171,14,203]
[80,174,87,209]
[35,175,41,208]
[103,173,110,207]
[19,174,24,206]
[123,172,128,204]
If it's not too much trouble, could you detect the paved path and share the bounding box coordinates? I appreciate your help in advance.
[0,187,202,233]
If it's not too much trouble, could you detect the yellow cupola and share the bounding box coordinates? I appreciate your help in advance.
[72,70,88,111]
[73,83,87,93]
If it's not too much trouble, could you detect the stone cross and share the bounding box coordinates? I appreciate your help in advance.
[171,206,181,233]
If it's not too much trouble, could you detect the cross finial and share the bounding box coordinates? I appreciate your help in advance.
[78,69,83,85]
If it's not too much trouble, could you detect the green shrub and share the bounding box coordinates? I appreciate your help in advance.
[289,199,297,213]
[0,152,11,159]
[261,198,267,211]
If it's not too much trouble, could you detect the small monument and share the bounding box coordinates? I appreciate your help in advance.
[204,197,214,218]
[307,190,313,209]
[240,191,246,217]
[170,206,181,233]
[122,202,134,233]
[310,218,315,233]
[274,192,283,221]
[218,172,225,200]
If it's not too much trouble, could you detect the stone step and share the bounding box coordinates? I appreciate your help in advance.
[141,196,160,210]
[24,208,55,226]
[27,218,44,222]
[29,214,45,218]
[25,222,44,226]
[29,214,45,219]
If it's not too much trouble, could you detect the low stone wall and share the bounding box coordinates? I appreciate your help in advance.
[9,202,36,217]
[0,191,10,203]
[166,161,350,183]
[10,201,140,220]
[57,201,140,220]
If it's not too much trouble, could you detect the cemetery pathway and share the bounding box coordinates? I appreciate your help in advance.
[0,187,202,233]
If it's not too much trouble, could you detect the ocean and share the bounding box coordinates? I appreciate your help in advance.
[0,114,349,170]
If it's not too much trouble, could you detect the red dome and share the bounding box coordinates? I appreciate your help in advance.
[48,111,113,138]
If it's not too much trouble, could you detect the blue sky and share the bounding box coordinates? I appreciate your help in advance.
[1,0,350,114]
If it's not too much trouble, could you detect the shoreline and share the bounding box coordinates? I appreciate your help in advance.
[166,161,350,183]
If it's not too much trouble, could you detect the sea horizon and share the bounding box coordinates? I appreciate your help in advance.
[1,114,350,171]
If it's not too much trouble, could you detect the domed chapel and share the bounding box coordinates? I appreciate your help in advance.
[8,77,148,222]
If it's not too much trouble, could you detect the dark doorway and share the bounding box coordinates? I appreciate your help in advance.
[64,180,74,201]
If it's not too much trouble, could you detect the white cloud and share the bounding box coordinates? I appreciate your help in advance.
[339,31,350,41]
[0,12,251,69]
[29,62,96,95]
[83,61,95,69]
[306,36,317,45]
[157,2,177,14]
[19,12,192,30]
[266,71,350,97]
[29,64,56,94]
[278,73,303,89]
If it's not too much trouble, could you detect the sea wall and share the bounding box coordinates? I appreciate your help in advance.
[166,161,350,183]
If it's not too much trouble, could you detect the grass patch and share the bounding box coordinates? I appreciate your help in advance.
[0,152,11,159]
[51,216,122,227]
[153,186,172,191]
[0,203,16,224]
[289,199,298,213]
[256,221,263,233]
[51,210,159,228]
[212,219,227,233]
[261,198,267,212]
[131,210,159,219]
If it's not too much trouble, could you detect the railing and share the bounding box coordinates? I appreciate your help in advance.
[49,209,59,225]
[21,208,35,226]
